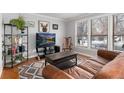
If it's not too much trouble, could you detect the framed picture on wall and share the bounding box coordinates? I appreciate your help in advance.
[26,21,35,27]
[38,21,50,32]
[52,24,58,30]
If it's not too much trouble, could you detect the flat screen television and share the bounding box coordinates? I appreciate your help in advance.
[36,33,56,48]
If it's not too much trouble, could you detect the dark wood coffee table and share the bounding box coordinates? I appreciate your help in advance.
[45,51,77,69]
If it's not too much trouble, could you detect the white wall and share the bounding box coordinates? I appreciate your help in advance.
[3,13,66,58]
[0,13,3,76]
[65,14,115,56]
[65,21,75,45]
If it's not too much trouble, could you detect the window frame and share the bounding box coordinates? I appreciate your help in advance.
[76,20,89,48]
[91,16,108,49]
[113,14,124,51]
[75,14,121,51]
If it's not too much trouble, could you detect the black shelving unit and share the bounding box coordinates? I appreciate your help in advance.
[36,45,60,59]
[3,24,28,68]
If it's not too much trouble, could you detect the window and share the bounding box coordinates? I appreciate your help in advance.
[77,21,88,47]
[114,14,124,51]
[91,17,108,49]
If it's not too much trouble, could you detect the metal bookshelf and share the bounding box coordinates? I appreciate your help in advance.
[3,24,29,68]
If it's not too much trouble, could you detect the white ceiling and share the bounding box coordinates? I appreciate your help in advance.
[39,13,101,20]
[40,13,86,19]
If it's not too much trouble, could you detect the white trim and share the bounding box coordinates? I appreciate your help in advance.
[28,55,38,59]
[0,68,2,78]
[75,20,89,48]
[75,21,77,47]
[108,15,114,50]
[0,13,3,77]
[88,19,91,48]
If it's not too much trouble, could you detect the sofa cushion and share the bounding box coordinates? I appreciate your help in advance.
[78,60,104,75]
[89,56,110,65]
[97,49,120,60]
[95,54,124,79]
[64,66,94,79]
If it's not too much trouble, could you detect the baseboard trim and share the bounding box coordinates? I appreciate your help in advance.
[0,68,3,78]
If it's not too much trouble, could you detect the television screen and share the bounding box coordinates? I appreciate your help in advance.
[36,33,56,48]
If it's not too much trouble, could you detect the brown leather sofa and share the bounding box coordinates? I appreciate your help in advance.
[42,49,123,79]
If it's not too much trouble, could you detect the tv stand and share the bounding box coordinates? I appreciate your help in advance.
[36,45,60,59]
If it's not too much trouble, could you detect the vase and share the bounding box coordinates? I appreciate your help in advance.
[21,30,24,34]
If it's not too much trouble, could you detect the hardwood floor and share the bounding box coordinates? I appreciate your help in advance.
[0,57,41,79]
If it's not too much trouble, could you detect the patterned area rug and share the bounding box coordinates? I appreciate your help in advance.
[18,57,85,79]
[18,61,45,79]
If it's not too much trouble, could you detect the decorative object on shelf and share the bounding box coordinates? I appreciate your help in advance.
[8,48,12,55]
[12,46,16,56]
[10,16,26,33]
[19,45,25,52]
[12,36,18,45]
[26,21,35,27]
[15,54,25,63]
[52,24,58,30]
[18,36,22,45]
[38,21,50,32]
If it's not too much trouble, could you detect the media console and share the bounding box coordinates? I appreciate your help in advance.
[36,45,60,59]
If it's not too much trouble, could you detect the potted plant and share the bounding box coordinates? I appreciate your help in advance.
[10,16,26,33]
[15,54,25,63]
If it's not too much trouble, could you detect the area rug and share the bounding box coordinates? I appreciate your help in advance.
[18,57,84,79]
[18,61,45,79]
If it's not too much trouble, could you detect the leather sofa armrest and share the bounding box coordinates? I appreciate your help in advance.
[94,57,124,79]
[97,49,120,61]
[42,65,74,79]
